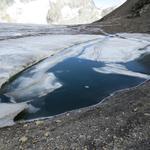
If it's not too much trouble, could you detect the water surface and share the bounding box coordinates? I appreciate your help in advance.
[0,56,147,120]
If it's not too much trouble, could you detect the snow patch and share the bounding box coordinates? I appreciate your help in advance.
[93,64,150,79]
[0,103,28,128]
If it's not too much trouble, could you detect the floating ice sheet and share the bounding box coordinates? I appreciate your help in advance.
[93,64,150,79]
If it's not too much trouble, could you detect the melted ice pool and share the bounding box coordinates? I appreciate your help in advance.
[0,31,150,125]
[0,57,147,120]
[1,47,150,121]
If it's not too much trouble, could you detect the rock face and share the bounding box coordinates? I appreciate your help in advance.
[100,0,150,20]
[0,0,115,25]
[47,0,101,25]
[93,0,150,33]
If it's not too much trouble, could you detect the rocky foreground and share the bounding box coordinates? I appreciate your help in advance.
[0,80,150,150]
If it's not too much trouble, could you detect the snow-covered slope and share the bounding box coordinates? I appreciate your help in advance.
[0,0,115,25]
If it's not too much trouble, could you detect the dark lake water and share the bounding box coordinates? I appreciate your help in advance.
[0,57,148,120]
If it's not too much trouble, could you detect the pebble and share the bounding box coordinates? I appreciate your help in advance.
[133,108,138,112]
[49,138,54,141]
[33,139,38,144]
[55,120,62,123]
[56,136,60,139]
[144,113,150,116]
[44,132,49,137]
[66,113,70,116]
[35,120,44,126]
[94,138,101,145]
[84,147,88,150]
[23,124,28,128]
[87,135,91,140]
[19,136,28,143]
[79,135,84,138]
[70,143,78,149]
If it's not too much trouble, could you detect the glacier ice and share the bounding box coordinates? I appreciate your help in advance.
[0,34,100,88]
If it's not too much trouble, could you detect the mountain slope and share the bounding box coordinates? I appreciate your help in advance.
[92,0,150,33]
[46,0,101,25]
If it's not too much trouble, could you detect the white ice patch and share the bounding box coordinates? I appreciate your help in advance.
[93,64,150,79]
[78,37,150,63]
[77,36,150,78]
[0,103,28,128]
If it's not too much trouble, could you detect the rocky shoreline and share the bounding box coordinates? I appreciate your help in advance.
[0,80,150,150]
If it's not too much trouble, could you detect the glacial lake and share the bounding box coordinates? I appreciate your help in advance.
[0,56,148,121]
[0,27,150,123]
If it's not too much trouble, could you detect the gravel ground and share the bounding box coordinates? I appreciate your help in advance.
[0,80,150,150]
